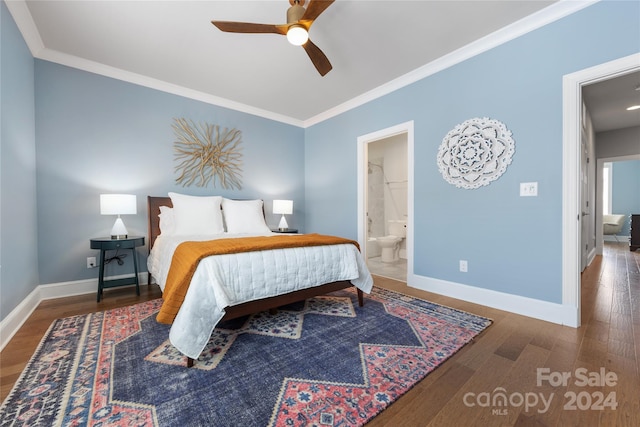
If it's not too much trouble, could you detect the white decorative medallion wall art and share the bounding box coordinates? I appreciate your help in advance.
[437,117,515,189]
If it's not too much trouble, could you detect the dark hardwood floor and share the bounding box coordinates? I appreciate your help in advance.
[1,242,638,426]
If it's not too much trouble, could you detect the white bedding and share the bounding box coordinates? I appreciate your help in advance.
[147,233,374,359]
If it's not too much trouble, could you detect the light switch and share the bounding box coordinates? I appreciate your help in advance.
[520,182,538,197]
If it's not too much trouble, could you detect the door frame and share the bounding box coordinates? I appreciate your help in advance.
[357,121,414,280]
[562,53,640,327]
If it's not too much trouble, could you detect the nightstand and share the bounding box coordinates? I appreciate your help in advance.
[272,229,298,233]
[90,236,145,302]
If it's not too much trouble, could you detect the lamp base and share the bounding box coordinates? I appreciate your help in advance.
[278,215,289,231]
[110,217,129,240]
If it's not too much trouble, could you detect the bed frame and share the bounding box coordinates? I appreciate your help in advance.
[147,196,364,367]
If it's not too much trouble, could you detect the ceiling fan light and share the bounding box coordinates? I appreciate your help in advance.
[287,25,308,46]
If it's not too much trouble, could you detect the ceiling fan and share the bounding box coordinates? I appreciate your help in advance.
[211,0,334,76]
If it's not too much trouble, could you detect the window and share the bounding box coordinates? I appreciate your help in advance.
[602,162,612,215]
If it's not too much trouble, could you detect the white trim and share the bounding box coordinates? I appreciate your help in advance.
[357,121,414,282]
[586,247,597,267]
[603,162,613,216]
[603,235,630,242]
[411,274,579,327]
[562,53,640,328]
[41,50,304,128]
[0,273,149,351]
[3,0,45,57]
[0,286,41,352]
[38,278,100,300]
[303,0,598,127]
[3,0,302,128]
[6,0,597,128]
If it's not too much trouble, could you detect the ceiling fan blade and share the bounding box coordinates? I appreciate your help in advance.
[211,21,287,35]
[300,0,334,23]
[302,39,332,76]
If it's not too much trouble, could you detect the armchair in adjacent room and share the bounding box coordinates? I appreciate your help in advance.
[603,214,626,242]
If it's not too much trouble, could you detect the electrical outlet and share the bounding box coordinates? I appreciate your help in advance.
[87,257,97,268]
[459,260,468,272]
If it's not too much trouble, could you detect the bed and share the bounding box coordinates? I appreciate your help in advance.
[147,194,373,366]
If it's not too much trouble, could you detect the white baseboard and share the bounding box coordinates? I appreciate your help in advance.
[0,273,149,352]
[408,274,578,327]
[603,235,629,243]
[0,287,41,353]
[38,278,98,300]
[2,271,578,352]
[586,247,597,267]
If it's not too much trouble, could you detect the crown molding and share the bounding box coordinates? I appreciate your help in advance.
[4,0,303,127]
[38,48,305,127]
[4,0,45,56]
[303,0,599,127]
[6,0,598,129]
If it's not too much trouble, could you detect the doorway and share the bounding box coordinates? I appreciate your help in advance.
[562,53,640,327]
[357,121,414,283]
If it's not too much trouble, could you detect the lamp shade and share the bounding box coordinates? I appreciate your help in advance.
[273,199,293,215]
[100,194,137,215]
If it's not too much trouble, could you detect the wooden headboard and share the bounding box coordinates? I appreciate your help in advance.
[147,196,270,253]
[147,196,172,253]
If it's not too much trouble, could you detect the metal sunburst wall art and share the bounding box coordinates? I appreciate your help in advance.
[437,117,515,189]
[173,118,243,189]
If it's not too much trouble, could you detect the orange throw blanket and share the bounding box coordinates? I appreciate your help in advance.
[156,234,360,324]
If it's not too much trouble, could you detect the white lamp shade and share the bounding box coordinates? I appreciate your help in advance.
[100,194,137,215]
[273,199,293,215]
[100,194,136,239]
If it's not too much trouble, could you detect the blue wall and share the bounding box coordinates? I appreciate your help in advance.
[34,61,305,285]
[1,2,39,321]
[1,1,639,323]
[612,160,640,236]
[304,0,640,304]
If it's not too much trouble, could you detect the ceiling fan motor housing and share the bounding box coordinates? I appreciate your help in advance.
[287,4,306,24]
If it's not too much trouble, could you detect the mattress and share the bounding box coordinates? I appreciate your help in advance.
[148,233,373,358]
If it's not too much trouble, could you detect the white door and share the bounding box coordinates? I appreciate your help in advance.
[580,124,590,271]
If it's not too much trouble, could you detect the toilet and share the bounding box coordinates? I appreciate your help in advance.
[375,220,407,263]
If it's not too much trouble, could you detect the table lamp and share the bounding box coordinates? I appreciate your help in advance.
[100,194,137,239]
[273,199,293,231]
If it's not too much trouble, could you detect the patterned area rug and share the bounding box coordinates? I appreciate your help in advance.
[0,286,491,426]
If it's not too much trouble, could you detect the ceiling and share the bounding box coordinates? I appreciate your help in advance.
[583,70,640,133]
[8,0,637,130]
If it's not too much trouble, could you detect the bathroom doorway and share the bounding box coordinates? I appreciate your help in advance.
[357,122,413,283]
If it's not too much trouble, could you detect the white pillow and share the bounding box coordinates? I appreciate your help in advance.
[158,206,176,236]
[168,192,224,235]
[222,198,271,234]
